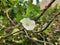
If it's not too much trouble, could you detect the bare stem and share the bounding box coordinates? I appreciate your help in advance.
[5,8,16,25]
[35,0,55,21]
[34,12,60,33]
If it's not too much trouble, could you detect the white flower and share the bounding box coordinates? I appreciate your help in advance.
[20,18,36,30]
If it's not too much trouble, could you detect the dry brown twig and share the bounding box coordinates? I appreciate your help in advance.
[24,29,49,44]
[5,8,16,25]
[4,24,20,31]
[35,0,56,21]
[34,12,60,33]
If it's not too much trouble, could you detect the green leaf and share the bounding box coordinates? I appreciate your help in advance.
[26,3,34,17]
[44,29,51,35]
[2,0,7,6]
[12,28,19,35]
[12,39,24,44]
[16,13,23,22]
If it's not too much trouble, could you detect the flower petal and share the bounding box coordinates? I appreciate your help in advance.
[20,18,36,30]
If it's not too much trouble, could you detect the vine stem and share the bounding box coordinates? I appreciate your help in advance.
[35,0,55,21]
[34,12,60,33]
[5,8,16,25]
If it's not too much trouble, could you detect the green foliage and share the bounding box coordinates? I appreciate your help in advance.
[0,0,60,45]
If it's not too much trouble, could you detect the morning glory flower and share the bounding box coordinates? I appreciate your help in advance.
[20,18,36,30]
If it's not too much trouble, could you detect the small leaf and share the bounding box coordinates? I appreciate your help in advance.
[12,39,24,44]
[12,28,19,35]
[44,29,51,35]
[16,13,23,22]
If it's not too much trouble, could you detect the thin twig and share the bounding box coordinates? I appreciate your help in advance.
[34,12,60,33]
[36,39,49,44]
[24,30,30,38]
[24,30,49,44]
[5,8,16,25]
[35,0,55,21]
[4,24,20,31]
[38,33,46,45]
[4,31,21,38]
[0,30,24,40]
[1,28,24,40]
[21,29,48,43]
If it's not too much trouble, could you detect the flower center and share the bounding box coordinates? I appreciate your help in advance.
[26,22,30,26]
